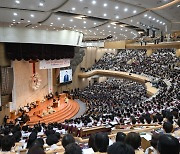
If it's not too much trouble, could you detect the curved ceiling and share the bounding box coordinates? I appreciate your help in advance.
[0,0,179,41]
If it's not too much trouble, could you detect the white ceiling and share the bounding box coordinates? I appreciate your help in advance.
[0,0,179,42]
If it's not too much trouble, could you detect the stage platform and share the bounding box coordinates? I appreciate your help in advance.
[27,93,80,126]
[9,93,80,126]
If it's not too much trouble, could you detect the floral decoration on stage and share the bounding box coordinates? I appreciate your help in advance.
[30,73,42,90]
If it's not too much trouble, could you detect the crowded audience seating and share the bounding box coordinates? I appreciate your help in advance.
[0,48,179,153]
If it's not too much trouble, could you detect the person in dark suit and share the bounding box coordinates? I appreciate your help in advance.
[63,71,69,82]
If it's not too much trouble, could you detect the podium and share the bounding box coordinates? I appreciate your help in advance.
[53,102,58,108]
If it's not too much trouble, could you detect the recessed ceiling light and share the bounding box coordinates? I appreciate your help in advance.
[83,21,86,24]
[115,6,119,9]
[144,14,147,17]
[163,23,165,25]
[70,19,73,22]
[35,26,38,28]
[103,3,107,7]
[153,18,156,20]
[13,19,16,22]
[51,23,53,25]
[18,21,20,24]
[125,29,128,31]
[39,24,41,26]
[15,0,20,4]
[133,10,137,14]
[148,16,152,19]
[103,13,107,17]
[57,17,61,20]
[130,19,133,22]
[27,20,30,23]
[88,10,92,14]
[84,27,86,29]
[72,7,76,11]
[115,16,119,19]
[114,26,116,29]
[92,0,96,5]
[94,22,96,25]
[156,20,159,22]
[124,8,128,12]
[30,14,34,17]
[13,12,18,16]
[160,21,162,24]
[79,0,83,2]
[108,25,111,28]
[39,2,44,6]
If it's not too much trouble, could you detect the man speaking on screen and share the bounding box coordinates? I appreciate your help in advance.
[63,71,69,82]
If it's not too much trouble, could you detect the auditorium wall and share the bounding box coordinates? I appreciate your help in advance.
[57,48,116,93]
[13,61,48,110]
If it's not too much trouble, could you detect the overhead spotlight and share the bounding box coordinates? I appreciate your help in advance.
[72,7,76,11]
[144,14,147,17]
[70,19,73,22]
[83,21,86,24]
[92,0,96,5]
[57,17,61,20]
[15,0,20,4]
[115,15,119,19]
[103,13,107,17]
[27,20,30,23]
[153,18,156,20]
[133,10,137,14]
[115,6,119,9]
[39,2,44,6]
[88,10,92,14]
[13,12,18,16]
[30,14,34,17]
[124,8,128,12]
[148,16,152,19]
[103,3,107,7]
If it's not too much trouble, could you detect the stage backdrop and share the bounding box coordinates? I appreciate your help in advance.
[13,61,48,110]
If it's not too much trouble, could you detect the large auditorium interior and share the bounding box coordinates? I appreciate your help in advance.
[0,0,180,154]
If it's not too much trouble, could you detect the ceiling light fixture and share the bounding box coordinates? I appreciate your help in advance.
[144,14,147,17]
[39,2,44,6]
[88,10,92,14]
[27,20,30,23]
[103,13,107,17]
[30,14,34,17]
[57,17,61,20]
[133,10,137,14]
[103,3,107,7]
[72,7,76,11]
[15,0,20,4]
[115,6,119,9]
[124,8,128,12]
[92,0,96,5]
[13,12,18,16]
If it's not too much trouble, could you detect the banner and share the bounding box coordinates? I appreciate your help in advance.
[40,59,70,69]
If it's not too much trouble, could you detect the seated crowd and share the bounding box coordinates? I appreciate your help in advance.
[0,48,179,153]
[0,121,179,154]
